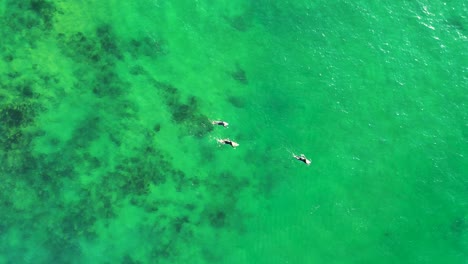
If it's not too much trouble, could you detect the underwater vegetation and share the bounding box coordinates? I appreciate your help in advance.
[231,63,248,85]
[4,0,57,31]
[227,95,246,108]
[151,80,214,137]
[128,36,167,59]
[0,0,58,55]
[223,13,252,32]
[0,104,35,152]
[1,0,465,262]
[56,25,128,98]
[0,4,251,261]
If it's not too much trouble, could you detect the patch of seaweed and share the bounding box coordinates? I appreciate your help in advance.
[223,14,252,32]
[56,25,129,98]
[15,113,103,190]
[112,147,173,197]
[96,24,123,59]
[71,115,101,149]
[57,32,101,63]
[151,81,213,137]
[0,24,258,258]
[128,36,167,59]
[0,14,236,263]
[0,103,37,151]
[43,231,82,263]
[1,107,25,128]
[231,64,248,85]
[172,216,190,233]
[29,0,57,30]
[60,204,98,239]
[199,172,251,231]
[115,143,195,198]
[91,65,128,97]
[451,217,466,234]
[5,0,56,30]
[208,210,226,228]
[122,255,142,264]
[446,17,465,32]
[207,172,250,202]
[18,82,35,98]
[198,144,215,163]
[151,80,178,95]
[129,65,147,76]
[227,95,246,108]
[153,123,161,132]
[3,53,14,62]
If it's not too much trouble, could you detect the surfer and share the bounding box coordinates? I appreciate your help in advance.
[293,154,311,165]
[211,120,229,127]
[217,139,239,148]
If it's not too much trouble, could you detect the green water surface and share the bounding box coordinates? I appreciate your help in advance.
[0,0,466,263]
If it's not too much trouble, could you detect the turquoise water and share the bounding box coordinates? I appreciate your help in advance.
[0,0,466,263]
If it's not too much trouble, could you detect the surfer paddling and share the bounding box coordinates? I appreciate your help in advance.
[211,120,229,127]
[217,139,239,148]
[293,154,311,165]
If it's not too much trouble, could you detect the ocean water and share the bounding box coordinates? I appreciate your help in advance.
[0,0,466,263]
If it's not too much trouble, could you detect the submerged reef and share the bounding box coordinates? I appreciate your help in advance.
[0,104,36,151]
[0,2,257,262]
[151,80,213,137]
[56,25,128,98]
[231,63,248,85]
[8,0,57,30]
[227,95,246,108]
[128,36,167,59]
[224,14,252,32]
[1,0,58,52]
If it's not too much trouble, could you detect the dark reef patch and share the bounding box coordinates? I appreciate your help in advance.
[128,36,167,59]
[227,95,246,108]
[0,103,37,151]
[57,32,100,63]
[96,24,123,59]
[208,210,226,228]
[70,115,101,149]
[108,144,193,199]
[199,144,215,163]
[153,123,161,132]
[1,0,58,48]
[60,203,98,239]
[208,172,250,201]
[122,255,142,264]
[1,107,26,128]
[29,0,57,30]
[3,53,14,62]
[223,14,252,32]
[129,65,147,76]
[446,17,465,32]
[198,172,251,232]
[19,83,35,98]
[172,216,189,233]
[91,66,127,97]
[0,5,258,260]
[451,217,466,235]
[151,80,213,137]
[231,64,248,85]
[56,25,131,98]
[44,231,82,263]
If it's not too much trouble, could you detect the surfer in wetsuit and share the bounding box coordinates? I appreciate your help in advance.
[293,154,311,165]
[217,139,239,148]
[212,120,229,127]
